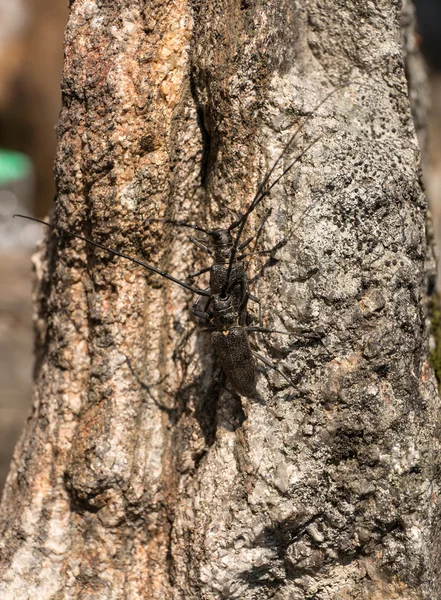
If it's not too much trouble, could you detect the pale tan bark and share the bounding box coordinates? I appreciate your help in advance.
[1,1,440,599]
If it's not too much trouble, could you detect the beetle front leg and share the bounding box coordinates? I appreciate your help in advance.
[192,292,212,324]
[189,265,211,279]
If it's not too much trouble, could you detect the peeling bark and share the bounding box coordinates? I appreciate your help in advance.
[1,0,440,598]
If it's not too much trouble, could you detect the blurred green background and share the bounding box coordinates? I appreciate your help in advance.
[0,0,67,491]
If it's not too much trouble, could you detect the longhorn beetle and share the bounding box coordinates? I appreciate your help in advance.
[15,82,356,396]
[144,131,319,329]
[145,83,353,328]
[15,212,305,396]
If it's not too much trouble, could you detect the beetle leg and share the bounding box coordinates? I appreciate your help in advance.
[190,236,212,255]
[192,291,212,323]
[252,351,296,390]
[189,265,211,279]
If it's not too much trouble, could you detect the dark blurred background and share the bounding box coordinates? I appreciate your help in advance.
[0,1,440,493]
[416,0,441,245]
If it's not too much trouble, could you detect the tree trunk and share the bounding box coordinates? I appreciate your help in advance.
[1,0,440,598]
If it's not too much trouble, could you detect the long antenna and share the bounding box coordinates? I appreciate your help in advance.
[221,134,322,295]
[14,214,211,297]
[144,218,210,235]
[222,81,356,296]
[227,82,353,233]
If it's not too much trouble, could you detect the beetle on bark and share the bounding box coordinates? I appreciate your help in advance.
[15,83,355,397]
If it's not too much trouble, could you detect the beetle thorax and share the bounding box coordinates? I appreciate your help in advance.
[211,293,237,329]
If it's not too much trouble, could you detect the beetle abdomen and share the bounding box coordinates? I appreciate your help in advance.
[212,328,256,397]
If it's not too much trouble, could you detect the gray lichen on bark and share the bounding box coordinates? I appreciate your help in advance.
[0,0,440,599]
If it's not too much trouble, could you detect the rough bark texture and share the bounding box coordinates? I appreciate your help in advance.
[1,0,440,598]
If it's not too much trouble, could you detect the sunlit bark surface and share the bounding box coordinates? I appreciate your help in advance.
[1,0,440,598]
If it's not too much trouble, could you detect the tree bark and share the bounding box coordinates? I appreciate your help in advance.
[1,0,440,598]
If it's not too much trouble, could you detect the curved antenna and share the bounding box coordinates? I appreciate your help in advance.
[227,81,354,233]
[286,171,342,239]
[221,134,322,296]
[14,214,210,297]
[222,81,356,296]
[144,218,210,235]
